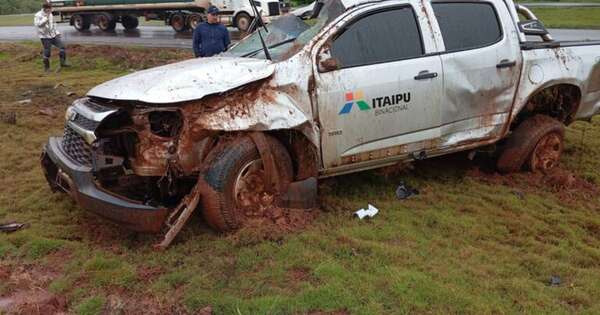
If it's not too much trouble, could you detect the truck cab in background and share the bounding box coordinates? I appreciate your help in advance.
[48,0,289,32]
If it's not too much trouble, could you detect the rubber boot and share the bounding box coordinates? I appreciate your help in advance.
[43,58,50,72]
[59,52,70,68]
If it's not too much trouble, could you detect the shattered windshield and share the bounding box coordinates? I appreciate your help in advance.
[224,0,345,61]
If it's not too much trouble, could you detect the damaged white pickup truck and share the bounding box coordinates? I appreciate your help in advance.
[42,0,600,244]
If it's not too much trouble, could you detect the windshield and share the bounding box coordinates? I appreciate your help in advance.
[224,0,346,61]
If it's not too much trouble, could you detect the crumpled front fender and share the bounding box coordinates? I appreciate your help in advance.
[193,90,309,131]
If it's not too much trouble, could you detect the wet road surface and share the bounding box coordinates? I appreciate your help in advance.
[0,25,599,48]
[0,25,244,48]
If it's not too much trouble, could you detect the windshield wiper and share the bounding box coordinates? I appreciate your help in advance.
[248,0,271,60]
[242,37,297,58]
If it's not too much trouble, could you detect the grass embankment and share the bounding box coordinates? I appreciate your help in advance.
[2,43,600,314]
[1,8,600,29]
[531,7,600,29]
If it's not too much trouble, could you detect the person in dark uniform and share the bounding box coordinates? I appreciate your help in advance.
[192,6,231,57]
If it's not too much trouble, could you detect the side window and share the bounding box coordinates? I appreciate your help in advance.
[432,2,502,52]
[330,7,423,69]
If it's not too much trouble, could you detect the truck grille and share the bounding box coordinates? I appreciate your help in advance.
[268,2,280,15]
[62,125,92,166]
[72,113,100,130]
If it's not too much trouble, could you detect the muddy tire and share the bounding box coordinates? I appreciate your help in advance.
[96,13,117,31]
[235,12,252,32]
[72,14,91,31]
[497,115,565,173]
[121,15,139,30]
[170,13,188,32]
[200,135,293,232]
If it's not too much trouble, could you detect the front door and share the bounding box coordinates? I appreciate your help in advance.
[315,5,443,169]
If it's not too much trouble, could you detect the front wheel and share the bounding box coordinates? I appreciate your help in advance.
[200,135,293,232]
[497,115,565,173]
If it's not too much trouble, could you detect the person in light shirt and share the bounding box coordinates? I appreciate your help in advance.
[34,2,69,72]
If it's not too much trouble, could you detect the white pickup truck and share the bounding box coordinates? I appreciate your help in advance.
[41,0,600,241]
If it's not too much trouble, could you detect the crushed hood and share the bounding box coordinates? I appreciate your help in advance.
[87,57,275,104]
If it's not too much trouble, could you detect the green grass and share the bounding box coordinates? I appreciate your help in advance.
[0,14,34,27]
[531,7,600,29]
[1,42,600,314]
[75,296,105,315]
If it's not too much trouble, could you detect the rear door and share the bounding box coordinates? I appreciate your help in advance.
[315,4,443,169]
[432,0,522,145]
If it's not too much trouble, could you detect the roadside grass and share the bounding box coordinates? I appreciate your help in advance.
[1,42,600,314]
[531,7,600,29]
[0,14,33,27]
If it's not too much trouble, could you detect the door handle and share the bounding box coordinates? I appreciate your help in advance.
[414,70,438,80]
[496,59,516,69]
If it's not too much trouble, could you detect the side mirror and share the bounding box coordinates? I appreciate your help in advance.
[319,57,340,72]
[518,19,548,36]
[317,47,339,72]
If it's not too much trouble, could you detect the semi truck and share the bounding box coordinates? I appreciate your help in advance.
[48,0,289,32]
[41,0,600,246]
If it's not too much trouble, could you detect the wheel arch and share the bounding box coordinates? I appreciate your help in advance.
[201,130,319,182]
[510,82,582,131]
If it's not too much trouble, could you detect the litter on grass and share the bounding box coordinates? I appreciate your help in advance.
[549,275,561,286]
[0,223,26,233]
[355,204,379,219]
[396,181,419,200]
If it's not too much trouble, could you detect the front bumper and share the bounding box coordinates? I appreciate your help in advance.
[41,137,168,233]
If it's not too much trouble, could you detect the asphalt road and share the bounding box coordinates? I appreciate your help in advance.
[0,25,239,48]
[0,25,599,48]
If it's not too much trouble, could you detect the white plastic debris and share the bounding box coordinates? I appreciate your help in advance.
[354,204,379,220]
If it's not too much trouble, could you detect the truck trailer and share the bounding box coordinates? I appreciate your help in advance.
[48,0,288,32]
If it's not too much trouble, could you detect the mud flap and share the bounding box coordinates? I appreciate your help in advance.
[277,177,318,209]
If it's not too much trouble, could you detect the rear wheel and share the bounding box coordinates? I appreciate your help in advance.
[72,14,91,31]
[497,115,565,173]
[200,135,293,232]
[96,13,117,31]
[234,12,252,32]
[187,13,204,30]
[121,15,139,30]
[170,13,188,32]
